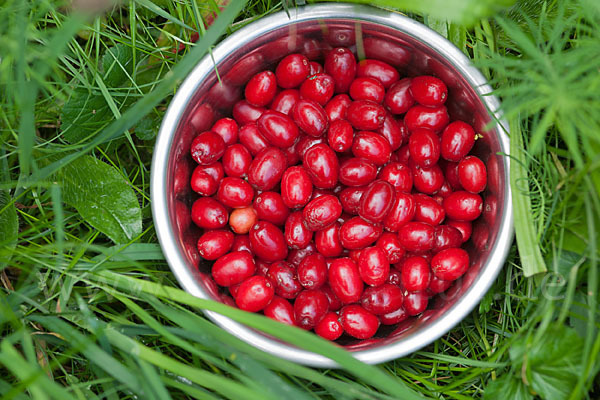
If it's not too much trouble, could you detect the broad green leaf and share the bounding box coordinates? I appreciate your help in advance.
[484,373,532,400]
[338,0,516,26]
[60,88,113,143]
[57,156,142,244]
[0,190,18,268]
[134,113,160,141]
[102,44,134,87]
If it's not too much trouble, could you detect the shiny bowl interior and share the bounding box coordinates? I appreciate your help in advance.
[151,3,513,367]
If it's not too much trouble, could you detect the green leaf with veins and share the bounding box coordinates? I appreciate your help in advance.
[0,190,18,268]
[484,373,532,400]
[102,44,134,87]
[60,88,113,143]
[56,156,142,244]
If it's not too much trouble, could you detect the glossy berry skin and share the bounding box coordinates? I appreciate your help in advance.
[411,163,445,195]
[245,71,277,107]
[303,194,342,231]
[339,217,383,250]
[458,156,487,193]
[294,289,329,330]
[356,59,399,89]
[222,144,252,178]
[408,128,441,167]
[309,61,324,75]
[276,53,310,89]
[300,74,335,105]
[233,100,266,125]
[285,211,313,249]
[211,118,238,146]
[404,105,449,133]
[281,166,313,209]
[321,284,342,311]
[212,251,255,286]
[238,123,269,156]
[231,234,251,253]
[315,222,343,257]
[303,143,339,189]
[377,114,405,151]
[328,258,364,303]
[264,296,296,325]
[384,191,416,232]
[286,242,316,268]
[443,161,462,190]
[359,180,395,223]
[257,110,299,148]
[248,147,287,191]
[428,275,452,294]
[441,121,476,162]
[380,306,409,325]
[398,222,435,253]
[267,261,302,299]
[443,191,483,221]
[327,119,354,152]
[190,131,225,165]
[358,246,390,286]
[324,47,357,93]
[296,135,326,159]
[271,89,301,115]
[325,94,351,122]
[235,275,274,312]
[409,76,448,107]
[414,194,446,226]
[446,219,472,243]
[431,247,470,281]
[315,312,343,340]
[400,256,431,292]
[375,232,405,263]
[253,191,290,225]
[433,224,463,252]
[361,284,404,315]
[216,177,254,208]
[229,206,257,234]
[379,162,413,192]
[384,78,414,115]
[403,291,428,316]
[339,157,378,187]
[191,197,228,229]
[349,77,385,103]
[339,304,379,339]
[249,220,288,262]
[339,186,366,215]
[292,98,329,137]
[347,100,386,131]
[352,131,392,166]
[197,230,234,260]
[298,253,328,289]
[190,165,219,196]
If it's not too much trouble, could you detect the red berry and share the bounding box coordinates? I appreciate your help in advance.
[309,61,324,75]
[190,164,220,196]
[404,105,449,133]
[264,296,296,325]
[328,258,363,303]
[197,230,234,260]
[384,78,414,114]
[339,186,366,215]
[400,256,431,292]
[321,284,342,311]
[324,47,357,93]
[315,312,343,340]
[380,306,409,325]
[377,114,405,151]
[211,117,239,146]
[300,73,335,105]
[414,194,446,226]
[294,289,329,330]
[339,157,378,187]
[257,110,300,148]
[411,163,445,194]
[190,131,225,165]
[361,284,404,315]
[409,76,448,107]
[222,144,252,178]
[446,219,472,243]
[339,217,383,250]
[356,59,399,89]
[327,119,354,152]
[347,100,386,131]
[359,180,395,224]
[408,128,440,167]
[378,162,413,192]
[253,191,290,225]
[325,94,351,122]
[212,251,255,286]
[298,253,328,289]
[443,191,483,221]
[428,274,452,294]
[403,291,428,316]
[315,222,343,257]
[276,53,310,89]
[267,261,302,299]
[339,304,379,339]
[358,246,390,286]
[233,100,266,125]
[303,143,339,189]
[249,220,288,262]
[248,147,287,191]
[441,121,476,162]
[285,211,313,249]
[281,166,313,209]
[191,197,228,229]
[433,224,463,252]
[303,194,342,231]
[238,123,269,156]
[375,232,405,263]
[245,71,277,107]
[431,248,469,281]
[216,177,254,208]
[229,206,257,234]
[349,77,385,103]
[352,130,392,166]
[384,191,416,232]
[270,89,301,116]
[398,221,435,253]
[236,275,274,312]
[458,156,487,193]
[292,98,329,137]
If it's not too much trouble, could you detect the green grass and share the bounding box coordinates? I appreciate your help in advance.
[1,0,599,399]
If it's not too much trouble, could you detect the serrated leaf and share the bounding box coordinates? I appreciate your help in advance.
[57,156,142,244]
[60,88,113,143]
[102,44,134,87]
[134,114,160,141]
[484,374,532,400]
[0,190,18,268]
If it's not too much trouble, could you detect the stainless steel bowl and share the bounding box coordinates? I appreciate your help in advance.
[151,3,513,367]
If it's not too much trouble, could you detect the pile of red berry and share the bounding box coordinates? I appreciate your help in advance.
[188,47,487,341]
